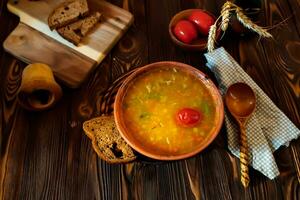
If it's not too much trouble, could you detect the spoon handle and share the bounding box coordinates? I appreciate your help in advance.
[240,124,250,187]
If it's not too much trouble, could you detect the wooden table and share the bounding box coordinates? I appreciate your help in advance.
[1,0,300,199]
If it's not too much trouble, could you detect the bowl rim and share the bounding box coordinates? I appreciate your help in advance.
[114,61,224,160]
[168,9,217,50]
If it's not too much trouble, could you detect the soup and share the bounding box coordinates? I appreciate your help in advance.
[122,67,217,156]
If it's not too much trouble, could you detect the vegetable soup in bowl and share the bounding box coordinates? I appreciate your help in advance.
[114,62,224,160]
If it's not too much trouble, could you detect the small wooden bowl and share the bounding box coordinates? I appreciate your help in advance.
[169,9,218,51]
[114,61,224,160]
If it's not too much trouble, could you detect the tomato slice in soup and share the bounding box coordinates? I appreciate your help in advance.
[176,108,202,127]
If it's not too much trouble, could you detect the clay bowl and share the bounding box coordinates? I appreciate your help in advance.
[169,9,219,51]
[114,61,224,160]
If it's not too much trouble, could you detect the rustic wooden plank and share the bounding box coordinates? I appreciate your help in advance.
[220,0,300,198]
[94,0,152,199]
[145,1,192,199]
[0,1,23,198]
[0,60,24,200]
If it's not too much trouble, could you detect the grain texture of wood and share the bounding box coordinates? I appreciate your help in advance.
[1,0,300,199]
[4,0,133,88]
[3,23,97,88]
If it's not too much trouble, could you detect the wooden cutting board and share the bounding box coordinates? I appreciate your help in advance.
[3,0,133,88]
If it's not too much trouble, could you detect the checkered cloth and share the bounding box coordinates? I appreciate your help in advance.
[205,47,300,179]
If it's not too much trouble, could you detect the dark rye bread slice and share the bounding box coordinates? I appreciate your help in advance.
[83,115,136,164]
[57,12,101,45]
[48,0,89,30]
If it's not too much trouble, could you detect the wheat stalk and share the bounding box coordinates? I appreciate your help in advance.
[236,7,273,38]
[206,1,272,53]
[207,24,217,52]
[221,1,232,31]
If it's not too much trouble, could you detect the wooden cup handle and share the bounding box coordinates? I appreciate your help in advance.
[239,124,250,187]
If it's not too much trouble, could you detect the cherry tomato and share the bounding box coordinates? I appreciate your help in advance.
[173,20,198,44]
[176,108,202,127]
[188,10,215,36]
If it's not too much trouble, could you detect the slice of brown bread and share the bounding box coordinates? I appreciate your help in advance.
[48,0,89,30]
[83,115,136,164]
[57,12,101,45]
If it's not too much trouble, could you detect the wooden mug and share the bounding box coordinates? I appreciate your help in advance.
[18,63,62,111]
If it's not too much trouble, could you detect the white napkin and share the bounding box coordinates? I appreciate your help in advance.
[205,47,300,179]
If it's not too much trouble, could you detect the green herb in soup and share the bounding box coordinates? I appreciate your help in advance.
[122,68,216,155]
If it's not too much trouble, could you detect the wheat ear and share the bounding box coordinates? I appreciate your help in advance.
[207,24,217,52]
[236,7,273,38]
[221,1,232,31]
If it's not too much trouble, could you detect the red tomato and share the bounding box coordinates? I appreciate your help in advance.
[176,108,202,127]
[188,10,215,36]
[173,20,198,44]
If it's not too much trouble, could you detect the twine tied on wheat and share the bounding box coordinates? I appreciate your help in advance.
[207,1,273,52]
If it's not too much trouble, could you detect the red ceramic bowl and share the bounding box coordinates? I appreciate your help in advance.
[169,9,220,51]
[114,61,224,160]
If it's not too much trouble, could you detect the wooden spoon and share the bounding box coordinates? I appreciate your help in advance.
[225,82,256,188]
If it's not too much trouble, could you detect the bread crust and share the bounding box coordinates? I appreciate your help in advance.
[83,115,136,164]
[57,12,101,45]
[48,0,89,30]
